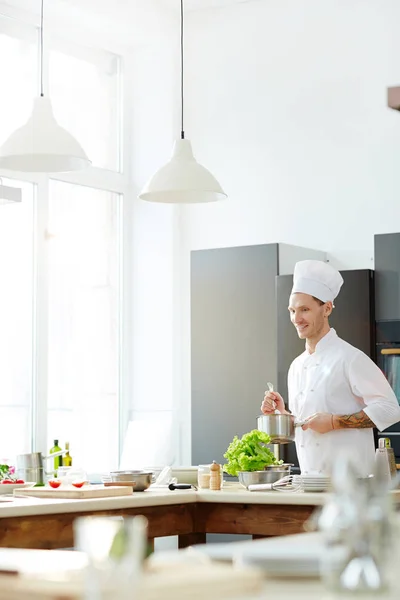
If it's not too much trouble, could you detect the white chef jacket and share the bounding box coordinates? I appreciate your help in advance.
[288,328,400,477]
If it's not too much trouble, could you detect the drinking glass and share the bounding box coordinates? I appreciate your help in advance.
[74,515,148,600]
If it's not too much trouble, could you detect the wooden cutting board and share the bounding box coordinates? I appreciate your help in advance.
[14,485,133,499]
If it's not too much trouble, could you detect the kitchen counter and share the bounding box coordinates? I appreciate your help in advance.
[0,483,338,518]
[0,483,399,550]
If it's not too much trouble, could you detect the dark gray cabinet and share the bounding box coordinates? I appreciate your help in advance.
[375,233,400,322]
[190,243,326,467]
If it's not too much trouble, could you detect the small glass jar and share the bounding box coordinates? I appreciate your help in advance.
[198,464,224,489]
[57,466,87,486]
[198,464,211,489]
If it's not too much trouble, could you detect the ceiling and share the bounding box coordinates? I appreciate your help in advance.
[64,0,250,15]
[2,0,254,46]
[158,0,251,10]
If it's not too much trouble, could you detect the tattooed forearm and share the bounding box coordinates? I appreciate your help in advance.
[333,410,375,430]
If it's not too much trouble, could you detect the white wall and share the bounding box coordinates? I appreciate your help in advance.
[181,0,400,268]
[177,0,400,463]
[128,31,181,464]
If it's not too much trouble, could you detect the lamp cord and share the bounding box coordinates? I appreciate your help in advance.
[180,0,184,139]
[40,0,44,97]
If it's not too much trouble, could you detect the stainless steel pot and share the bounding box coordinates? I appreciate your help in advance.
[16,450,66,485]
[257,414,299,443]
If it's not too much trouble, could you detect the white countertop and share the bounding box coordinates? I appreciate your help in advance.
[0,483,399,518]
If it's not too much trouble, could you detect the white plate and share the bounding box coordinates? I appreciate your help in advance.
[302,481,330,487]
[294,476,330,481]
[293,477,330,484]
[301,483,330,487]
[301,480,330,485]
[0,482,35,495]
[301,476,330,479]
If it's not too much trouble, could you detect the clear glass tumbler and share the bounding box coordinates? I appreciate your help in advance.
[74,515,148,600]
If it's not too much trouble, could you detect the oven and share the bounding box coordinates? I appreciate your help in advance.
[376,321,400,462]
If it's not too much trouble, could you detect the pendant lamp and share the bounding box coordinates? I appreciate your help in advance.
[0,0,91,173]
[139,0,226,204]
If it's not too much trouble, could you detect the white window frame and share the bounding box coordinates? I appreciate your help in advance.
[0,3,135,465]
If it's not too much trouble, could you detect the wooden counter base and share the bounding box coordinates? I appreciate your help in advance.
[0,501,315,550]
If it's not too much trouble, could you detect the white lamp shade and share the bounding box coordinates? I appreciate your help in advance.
[139,138,226,204]
[0,96,91,173]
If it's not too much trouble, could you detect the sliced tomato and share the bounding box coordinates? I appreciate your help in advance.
[1,479,13,484]
[71,481,85,488]
[48,480,61,489]
[16,479,25,484]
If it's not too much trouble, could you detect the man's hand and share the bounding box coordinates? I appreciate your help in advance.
[302,412,334,434]
[261,391,286,415]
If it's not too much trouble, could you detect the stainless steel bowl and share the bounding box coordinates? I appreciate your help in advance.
[257,414,295,443]
[238,466,291,489]
[109,470,153,492]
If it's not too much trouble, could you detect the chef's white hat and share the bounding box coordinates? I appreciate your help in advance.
[291,260,343,303]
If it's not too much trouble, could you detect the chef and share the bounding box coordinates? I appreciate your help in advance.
[261,259,400,477]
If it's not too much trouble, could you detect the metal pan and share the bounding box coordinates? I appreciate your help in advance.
[257,414,306,444]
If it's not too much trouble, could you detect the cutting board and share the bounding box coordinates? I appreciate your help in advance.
[14,485,133,499]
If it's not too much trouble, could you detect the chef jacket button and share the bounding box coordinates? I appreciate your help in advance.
[315,443,320,447]
[300,444,304,448]
[310,389,314,392]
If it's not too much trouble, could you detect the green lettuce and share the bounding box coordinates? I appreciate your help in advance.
[222,430,282,476]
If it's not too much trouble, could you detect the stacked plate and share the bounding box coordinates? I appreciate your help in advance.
[293,474,331,492]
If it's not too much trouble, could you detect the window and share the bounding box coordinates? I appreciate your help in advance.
[47,181,122,473]
[0,17,37,152]
[49,41,121,172]
[0,179,35,462]
[0,9,127,474]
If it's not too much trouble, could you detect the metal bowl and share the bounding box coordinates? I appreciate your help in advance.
[109,470,153,492]
[238,466,291,489]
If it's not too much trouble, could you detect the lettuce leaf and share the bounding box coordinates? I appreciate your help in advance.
[222,430,282,476]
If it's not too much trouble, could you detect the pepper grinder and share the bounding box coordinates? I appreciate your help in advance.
[210,461,221,491]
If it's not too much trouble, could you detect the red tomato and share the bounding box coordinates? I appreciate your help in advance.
[48,480,61,489]
[16,479,25,484]
[1,479,13,484]
[71,481,85,488]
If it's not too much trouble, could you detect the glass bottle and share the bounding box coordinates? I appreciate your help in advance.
[49,439,62,474]
[63,442,73,467]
